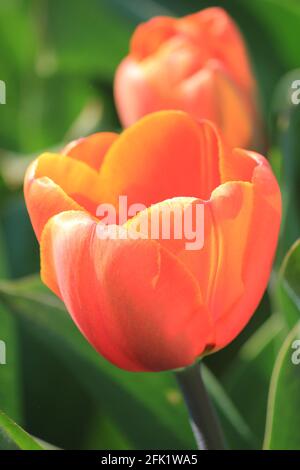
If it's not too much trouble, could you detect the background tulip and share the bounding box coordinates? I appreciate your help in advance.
[115,7,263,150]
[24,111,281,372]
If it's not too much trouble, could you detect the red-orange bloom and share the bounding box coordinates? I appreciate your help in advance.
[115,7,262,150]
[24,111,281,372]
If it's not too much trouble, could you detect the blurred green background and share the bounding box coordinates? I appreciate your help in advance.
[0,0,300,450]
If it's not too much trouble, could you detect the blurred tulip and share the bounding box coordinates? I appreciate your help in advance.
[24,111,281,372]
[115,7,262,150]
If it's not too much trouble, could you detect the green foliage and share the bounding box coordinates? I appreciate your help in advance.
[264,323,300,449]
[0,0,300,450]
[0,409,44,450]
[276,240,300,329]
[223,315,285,448]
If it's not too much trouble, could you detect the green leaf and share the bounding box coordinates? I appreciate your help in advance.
[264,322,300,449]
[0,276,252,450]
[41,0,133,79]
[202,366,254,449]
[276,239,300,329]
[0,409,44,450]
[0,302,22,422]
[223,314,285,448]
[17,75,96,153]
[0,0,37,150]
[1,197,40,278]
[0,225,9,279]
[0,219,22,424]
[280,239,300,309]
[0,0,36,71]
[242,0,300,71]
[270,72,300,260]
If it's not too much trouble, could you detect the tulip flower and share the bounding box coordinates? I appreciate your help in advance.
[115,7,262,150]
[24,111,281,373]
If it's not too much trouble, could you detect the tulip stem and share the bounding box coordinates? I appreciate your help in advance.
[175,362,224,450]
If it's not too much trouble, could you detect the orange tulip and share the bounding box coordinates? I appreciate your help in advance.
[115,7,262,150]
[24,111,281,372]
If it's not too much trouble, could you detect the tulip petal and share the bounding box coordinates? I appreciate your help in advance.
[34,152,103,215]
[131,16,176,60]
[40,210,212,371]
[220,147,257,183]
[124,196,207,275]
[99,111,221,208]
[115,7,258,149]
[178,7,255,94]
[124,152,281,353]
[178,62,253,149]
[206,153,281,348]
[207,181,254,321]
[214,151,281,347]
[125,188,249,322]
[24,160,84,239]
[62,132,118,171]
[114,56,168,127]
